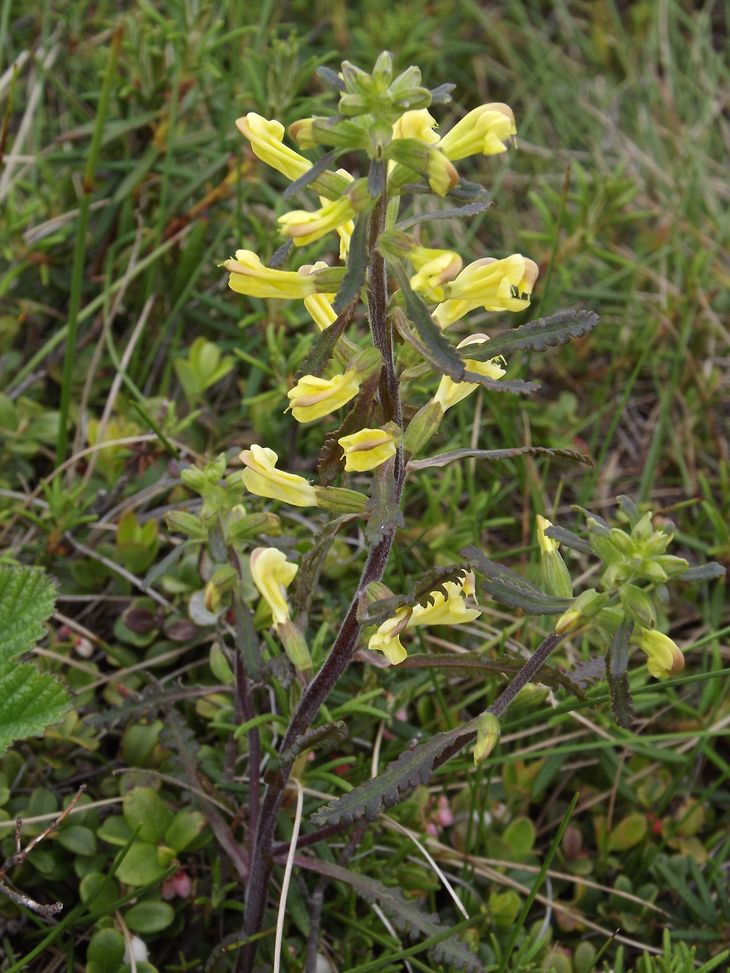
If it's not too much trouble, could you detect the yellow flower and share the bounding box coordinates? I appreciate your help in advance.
[408,579,480,628]
[236,113,312,182]
[368,611,410,665]
[240,444,317,507]
[225,250,317,300]
[338,427,398,472]
[299,262,337,330]
[634,628,685,680]
[536,515,558,556]
[249,547,298,626]
[438,103,516,161]
[320,169,354,260]
[409,247,463,302]
[287,371,360,423]
[392,109,440,144]
[433,334,506,411]
[427,150,459,197]
[433,254,539,328]
[278,196,357,248]
[368,575,480,665]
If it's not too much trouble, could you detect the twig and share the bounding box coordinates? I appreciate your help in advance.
[0,787,87,919]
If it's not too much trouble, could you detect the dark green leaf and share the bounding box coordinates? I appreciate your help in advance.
[607,618,634,728]
[311,722,474,826]
[294,857,482,972]
[397,197,492,230]
[680,562,726,582]
[544,525,593,555]
[408,445,592,472]
[282,149,339,200]
[333,215,369,313]
[296,299,358,379]
[270,720,348,772]
[462,545,572,615]
[365,458,405,546]
[291,514,360,619]
[465,308,599,362]
[391,297,464,381]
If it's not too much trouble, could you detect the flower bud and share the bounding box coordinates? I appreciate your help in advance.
[392,109,439,145]
[278,619,312,672]
[314,486,369,513]
[512,683,550,708]
[555,588,607,634]
[474,713,500,765]
[403,400,443,456]
[619,583,656,629]
[536,515,573,599]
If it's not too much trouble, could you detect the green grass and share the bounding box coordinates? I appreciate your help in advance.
[0,1,728,971]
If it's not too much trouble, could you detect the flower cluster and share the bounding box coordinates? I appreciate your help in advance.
[222,57,541,665]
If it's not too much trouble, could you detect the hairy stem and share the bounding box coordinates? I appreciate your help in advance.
[236,186,405,973]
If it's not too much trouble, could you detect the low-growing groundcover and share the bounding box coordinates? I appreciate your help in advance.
[1,3,728,973]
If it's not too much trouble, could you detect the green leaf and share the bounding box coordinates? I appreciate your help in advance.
[544,524,593,555]
[164,809,207,853]
[0,565,57,661]
[397,196,492,230]
[296,857,481,973]
[680,562,726,582]
[123,787,172,843]
[114,841,169,887]
[607,813,647,852]
[333,213,369,313]
[125,899,175,934]
[87,928,125,973]
[290,514,360,618]
[311,722,474,826]
[56,824,97,856]
[270,720,349,772]
[296,298,358,379]
[607,618,635,728]
[0,660,68,756]
[462,545,571,615]
[407,445,592,472]
[464,308,599,361]
[317,371,381,485]
[79,871,122,919]
[391,284,464,380]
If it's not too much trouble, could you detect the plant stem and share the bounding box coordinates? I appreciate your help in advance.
[236,185,405,973]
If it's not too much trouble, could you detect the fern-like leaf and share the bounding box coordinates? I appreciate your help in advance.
[311,722,474,826]
[464,308,599,361]
[296,857,482,972]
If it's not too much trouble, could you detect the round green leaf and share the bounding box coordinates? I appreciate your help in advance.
[87,928,125,973]
[79,872,121,919]
[98,815,134,846]
[125,899,175,934]
[503,816,536,855]
[122,787,172,843]
[163,809,206,853]
[57,825,97,856]
[607,812,648,852]
[115,841,168,887]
